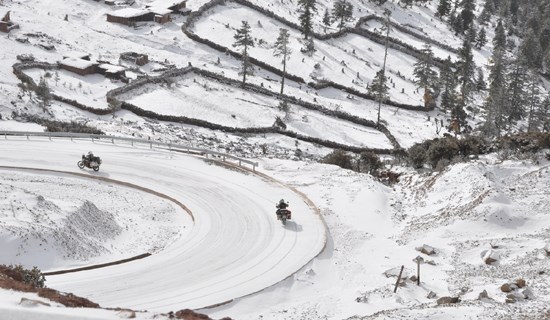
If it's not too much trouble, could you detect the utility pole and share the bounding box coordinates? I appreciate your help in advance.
[377,9,391,128]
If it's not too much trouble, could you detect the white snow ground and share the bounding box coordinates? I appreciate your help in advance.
[0,137,326,313]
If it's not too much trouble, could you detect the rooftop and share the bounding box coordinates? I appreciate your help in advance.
[59,57,97,70]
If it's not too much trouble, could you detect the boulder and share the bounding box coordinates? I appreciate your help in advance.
[116,309,136,319]
[544,243,550,255]
[427,291,437,299]
[481,249,499,265]
[416,244,436,256]
[515,279,526,288]
[478,290,489,300]
[507,292,525,300]
[505,298,516,304]
[436,296,460,305]
[522,287,535,300]
[500,283,512,292]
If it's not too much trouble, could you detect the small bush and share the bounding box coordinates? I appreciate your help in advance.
[359,151,382,174]
[426,138,459,168]
[321,149,354,170]
[25,116,104,134]
[11,265,45,288]
[408,141,431,169]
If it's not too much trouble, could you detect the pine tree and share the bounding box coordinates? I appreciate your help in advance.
[484,42,508,136]
[413,43,439,107]
[233,21,255,87]
[36,76,52,112]
[440,56,457,112]
[457,38,476,102]
[332,0,354,32]
[525,71,542,132]
[450,97,468,134]
[506,60,529,124]
[436,0,451,18]
[539,95,550,132]
[519,29,543,70]
[323,9,331,26]
[459,0,475,32]
[475,68,486,91]
[298,0,317,39]
[474,27,487,49]
[369,69,389,103]
[493,20,507,50]
[273,28,292,95]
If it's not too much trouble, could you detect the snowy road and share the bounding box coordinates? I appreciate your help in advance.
[0,138,326,311]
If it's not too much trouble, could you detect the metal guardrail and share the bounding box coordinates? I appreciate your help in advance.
[0,131,259,171]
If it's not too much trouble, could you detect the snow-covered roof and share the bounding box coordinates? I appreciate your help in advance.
[99,64,126,73]
[146,0,185,9]
[147,7,172,15]
[108,8,148,18]
[59,57,96,69]
[62,51,91,60]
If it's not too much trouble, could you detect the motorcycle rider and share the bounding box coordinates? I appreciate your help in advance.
[86,151,94,162]
[276,199,289,217]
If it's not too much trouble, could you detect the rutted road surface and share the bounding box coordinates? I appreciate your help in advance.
[0,138,326,311]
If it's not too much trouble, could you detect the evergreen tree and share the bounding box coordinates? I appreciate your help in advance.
[36,76,51,112]
[475,27,487,49]
[450,97,468,134]
[436,0,451,18]
[539,95,550,132]
[323,9,331,26]
[233,21,255,87]
[413,43,439,107]
[369,69,389,103]
[484,42,508,136]
[439,56,457,112]
[475,68,486,91]
[519,29,543,69]
[459,0,475,32]
[478,0,493,25]
[510,0,519,25]
[298,0,317,39]
[525,71,543,132]
[506,60,529,123]
[493,20,507,50]
[332,0,354,32]
[273,28,292,95]
[457,38,476,102]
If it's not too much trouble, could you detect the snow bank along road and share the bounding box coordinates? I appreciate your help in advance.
[0,138,327,311]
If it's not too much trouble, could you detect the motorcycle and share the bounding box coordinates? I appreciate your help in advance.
[277,208,292,225]
[77,154,102,172]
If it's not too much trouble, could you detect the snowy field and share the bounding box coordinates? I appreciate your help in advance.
[191,2,424,105]
[120,73,393,149]
[24,69,122,110]
[0,169,186,270]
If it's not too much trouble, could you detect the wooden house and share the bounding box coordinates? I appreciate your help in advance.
[106,7,171,25]
[106,8,152,26]
[58,58,98,76]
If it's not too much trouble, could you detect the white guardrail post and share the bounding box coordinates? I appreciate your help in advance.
[0,131,259,171]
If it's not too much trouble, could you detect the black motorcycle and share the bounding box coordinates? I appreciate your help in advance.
[276,208,292,225]
[77,154,102,172]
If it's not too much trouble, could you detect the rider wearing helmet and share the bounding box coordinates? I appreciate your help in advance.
[276,199,288,215]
